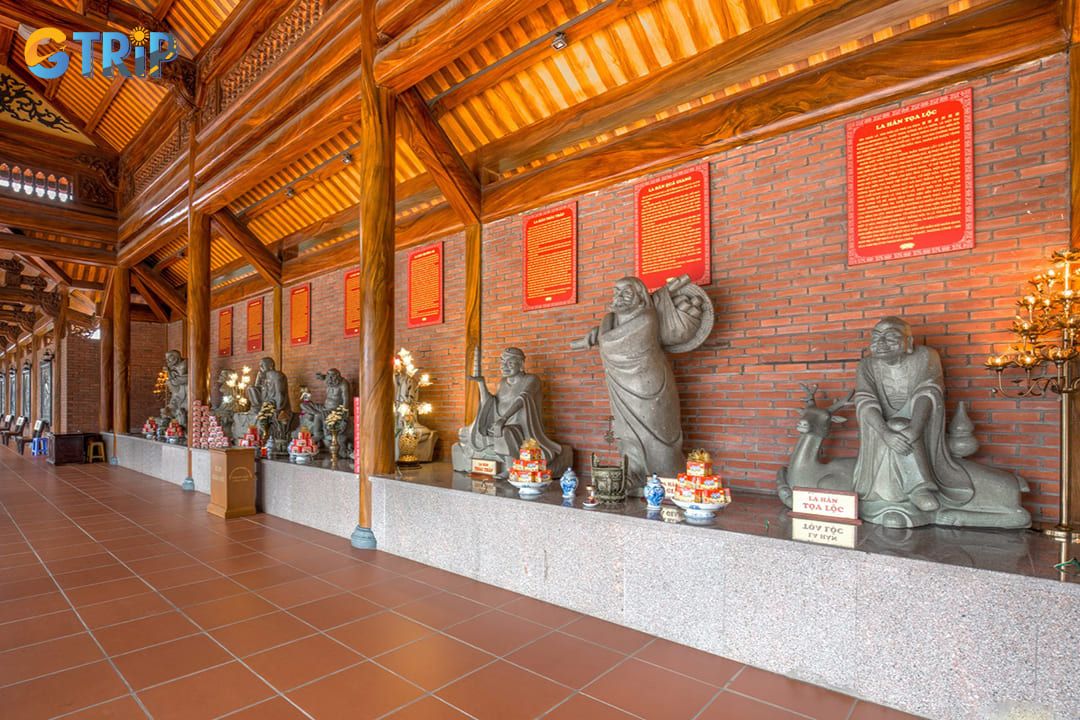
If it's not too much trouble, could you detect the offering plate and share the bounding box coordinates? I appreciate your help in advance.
[508,478,550,497]
[671,496,729,520]
[290,452,315,465]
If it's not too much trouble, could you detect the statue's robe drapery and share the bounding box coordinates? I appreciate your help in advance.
[853,346,974,505]
[598,297,685,485]
[468,374,564,464]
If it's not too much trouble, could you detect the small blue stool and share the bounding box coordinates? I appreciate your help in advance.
[31,436,47,456]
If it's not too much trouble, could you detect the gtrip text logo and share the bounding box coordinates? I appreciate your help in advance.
[24,27,179,80]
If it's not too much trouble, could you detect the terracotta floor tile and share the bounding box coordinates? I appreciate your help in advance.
[60,694,148,719]
[272,548,358,576]
[0,661,129,720]
[318,562,399,590]
[500,596,582,628]
[137,661,274,720]
[124,552,200,575]
[109,541,178,562]
[218,696,313,720]
[35,543,108,562]
[0,632,104,686]
[77,592,173,629]
[542,694,642,719]
[408,566,472,591]
[355,575,441,608]
[436,660,573,720]
[288,592,382,630]
[160,576,247,607]
[257,576,342,608]
[2,563,50,584]
[183,591,278,629]
[287,662,424,720]
[584,657,718,720]
[396,592,488,630]
[54,564,136,589]
[382,695,475,719]
[728,667,857,720]
[636,638,743,687]
[140,562,223,590]
[0,610,86,652]
[210,611,316,657]
[65,577,150,607]
[850,700,929,719]
[231,563,307,590]
[111,633,233,690]
[0,591,70,624]
[203,551,277,574]
[44,552,121,575]
[328,610,434,657]
[507,631,625,689]
[450,579,522,607]
[561,615,654,654]
[0,551,36,569]
[245,633,365,691]
[353,550,430,574]
[698,691,808,720]
[445,609,551,656]
[0,576,58,602]
[92,611,201,655]
[378,632,495,690]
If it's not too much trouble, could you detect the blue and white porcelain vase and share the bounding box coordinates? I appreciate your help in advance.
[644,473,665,508]
[560,468,578,498]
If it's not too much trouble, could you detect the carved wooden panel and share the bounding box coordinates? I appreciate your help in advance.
[133,127,183,196]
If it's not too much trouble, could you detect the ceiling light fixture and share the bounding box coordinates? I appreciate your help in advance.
[342,153,353,165]
[285,187,296,198]
[551,31,568,51]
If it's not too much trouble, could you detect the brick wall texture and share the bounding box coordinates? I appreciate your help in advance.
[137,54,1068,523]
[62,333,101,433]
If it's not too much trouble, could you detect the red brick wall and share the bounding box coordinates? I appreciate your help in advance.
[210,291,274,408]
[129,321,168,431]
[474,55,1068,523]
[62,333,101,433]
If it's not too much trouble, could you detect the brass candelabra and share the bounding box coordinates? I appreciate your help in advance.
[985,249,1080,542]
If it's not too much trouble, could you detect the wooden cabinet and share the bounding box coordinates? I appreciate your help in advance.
[48,432,101,465]
[207,448,256,519]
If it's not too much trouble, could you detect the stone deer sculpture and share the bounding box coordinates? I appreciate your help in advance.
[776,383,856,508]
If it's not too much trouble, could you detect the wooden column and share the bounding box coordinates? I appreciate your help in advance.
[51,289,68,432]
[113,267,131,439]
[464,223,481,424]
[99,315,113,433]
[187,212,212,408]
[1067,44,1080,527]
[353,0,396,549]
[273,284,283,368]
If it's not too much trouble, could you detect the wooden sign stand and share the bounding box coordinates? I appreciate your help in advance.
[207,447,257,518]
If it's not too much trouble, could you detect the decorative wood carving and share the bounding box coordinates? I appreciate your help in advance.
[0,74,77,135]
[78,175,114,209]
[76,154,120,191]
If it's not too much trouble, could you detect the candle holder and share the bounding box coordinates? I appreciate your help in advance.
[985,249,1080,542]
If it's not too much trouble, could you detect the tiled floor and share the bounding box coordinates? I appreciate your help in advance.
[0,445,925,720]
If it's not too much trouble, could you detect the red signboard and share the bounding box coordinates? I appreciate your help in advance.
[523,203,577,310]
[407,242,443,328]
[847,88,974,265]
[246,298,263,353]
[218,308,232,357]
[344,268,361,337]
[634,163,710,291]
[290,284,311,346]
[354,395,361,475]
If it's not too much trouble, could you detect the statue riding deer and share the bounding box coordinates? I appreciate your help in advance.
[776,383,856,508]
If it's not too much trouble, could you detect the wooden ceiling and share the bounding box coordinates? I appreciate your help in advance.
[0,0,1072,327]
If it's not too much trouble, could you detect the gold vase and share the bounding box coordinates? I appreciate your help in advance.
[397,427,420,467]
[329,431,339,464]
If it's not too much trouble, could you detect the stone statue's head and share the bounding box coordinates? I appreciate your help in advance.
[260,357,275,371]
[611,277,649,316]
[325,368,342,385]
[165,349,180,366]
[869,317,914,364]
[500,347,526,377]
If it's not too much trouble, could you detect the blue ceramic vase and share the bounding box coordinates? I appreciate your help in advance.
[644,473,665,508]
[560,468,578,498]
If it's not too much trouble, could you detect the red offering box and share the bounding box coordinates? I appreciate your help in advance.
[686,461,713,477]
[519,447,542,462]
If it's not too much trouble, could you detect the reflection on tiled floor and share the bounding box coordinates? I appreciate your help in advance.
[0,446,924,720]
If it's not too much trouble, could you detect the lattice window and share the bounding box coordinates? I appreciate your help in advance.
[0,162,72,203]
[132,128,183,197]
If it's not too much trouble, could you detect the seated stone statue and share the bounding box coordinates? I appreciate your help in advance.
[452,347,572,478]
[164,350,188,428]
[299,368,350,445]
[246,357,290,413]
[852,317,1029,528]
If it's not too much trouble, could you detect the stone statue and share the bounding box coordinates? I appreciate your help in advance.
[246,357,290,414]
[776,318,1030,529]
[452,347,572,478]
[573,275,713,495]
[164,349,188,427]
[300,368,350,444]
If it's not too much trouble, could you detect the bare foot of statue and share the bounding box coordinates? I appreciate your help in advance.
[910,487,940,511]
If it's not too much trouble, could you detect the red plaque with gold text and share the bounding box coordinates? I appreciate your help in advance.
[246,298,263,353]
[408,242,442,328]
[290,284,311,346]
[344,268,361,337]
[847,89,974,265]
[218,308,232,357]
[635,164,710,291]
[523,203,576,311]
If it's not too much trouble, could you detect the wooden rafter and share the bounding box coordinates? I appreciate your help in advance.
[0,231,116,267]
[98,268,114,318]
[398,89,480,226]
[153,0,181,22]
[22,256,71,287]
[130,273,169,323]
[0,26,14,61]
[131,263,186,316]
[212,210,282,286]
[374,0,444,37]
[85,76,126,136]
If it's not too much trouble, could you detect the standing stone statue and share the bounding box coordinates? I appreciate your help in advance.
[164,349,188,427]
[246,357,290,414]
[573,275,713,494]
[452,347,572,478]
[300,368,350,444]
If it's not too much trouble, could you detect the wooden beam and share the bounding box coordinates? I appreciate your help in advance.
[373,0,537,93]
[398,88,480,226]
[131,263,186,317]
[210,273,268,310]
[130,273,169,323]
[22,256,71,286]
[98,268,114,319]
[117,212,185,268]
[212,210,282,285]
[395,202,464,250]
[85,76,125,135]
[375,0,443,37]
[0,26,15,63]
[481,0,1065,224]
[195,0,300,88]
[0,232,117,267]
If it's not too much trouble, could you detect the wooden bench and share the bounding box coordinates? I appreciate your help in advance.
[0,417,26,446]
[16,421,48,455]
